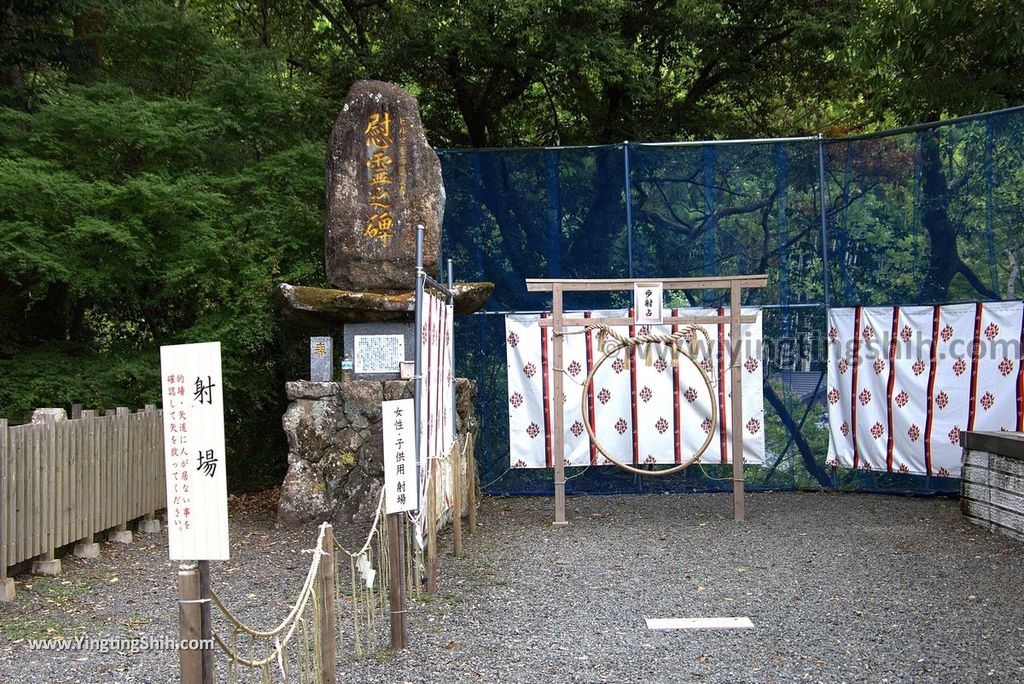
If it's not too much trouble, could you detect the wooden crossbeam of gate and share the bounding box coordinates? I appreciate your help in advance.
[525,275,768,525]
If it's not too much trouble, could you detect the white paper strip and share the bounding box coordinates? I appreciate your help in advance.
[645,617,754,630]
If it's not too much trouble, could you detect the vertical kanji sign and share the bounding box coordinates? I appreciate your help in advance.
[634,282,664,325]
[160,342,230,561]
[382,398,417,513]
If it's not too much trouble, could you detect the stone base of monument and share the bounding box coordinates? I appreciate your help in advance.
[31,558,61,576]
[73,541,101,558]
[278,379,478,531]
[278,282,494,328]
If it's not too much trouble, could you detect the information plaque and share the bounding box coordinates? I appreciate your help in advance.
[354,334,405,374]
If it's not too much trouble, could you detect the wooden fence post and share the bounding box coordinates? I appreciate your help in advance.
[32,416,60,576]
[1,418,14,601]
[426,461,438,594]
[108,407,133,544]
[177,562,203,684]
[138,405,161,534]
[387,513,407,650]
[73,411,100,558]
[452,442,463,559]
[318,524,337,683]
[467,433,477,535]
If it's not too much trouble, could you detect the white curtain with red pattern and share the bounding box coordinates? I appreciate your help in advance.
[505,308,766,470]
[418,293,455,511]
[826,301,1024,477]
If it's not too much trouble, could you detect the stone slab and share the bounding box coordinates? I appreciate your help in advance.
[277,281,493,329]
[30,408,66,423]
[325,80,443,292]
[137,518,161,534]
[286,381,343,401]
[310,336,334,382]
[344,322,414,381]
[1,578,14,602]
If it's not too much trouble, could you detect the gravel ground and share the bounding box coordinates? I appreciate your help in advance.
[2,490,1024,683]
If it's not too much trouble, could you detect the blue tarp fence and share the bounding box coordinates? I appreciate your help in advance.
[437,106,1024,497]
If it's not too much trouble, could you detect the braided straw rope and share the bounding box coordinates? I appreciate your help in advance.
[569,323,719,477]
[210,523,328,670]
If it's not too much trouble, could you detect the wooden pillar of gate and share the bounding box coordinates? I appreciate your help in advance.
[729,282,745,522]
[552,283,567,526]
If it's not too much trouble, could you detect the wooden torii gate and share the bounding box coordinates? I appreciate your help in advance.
[525,275,768,525]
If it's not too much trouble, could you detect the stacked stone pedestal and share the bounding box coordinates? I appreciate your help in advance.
[277,378,477,530]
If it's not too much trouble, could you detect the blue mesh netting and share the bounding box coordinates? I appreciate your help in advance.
[438,107,1024,498]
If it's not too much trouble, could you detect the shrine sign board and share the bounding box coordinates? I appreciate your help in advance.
[354,334,405,374]
[382,398,417,513]
[634,282,664,325]
[159,342,230,561]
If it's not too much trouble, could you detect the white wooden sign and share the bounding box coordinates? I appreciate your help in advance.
[160,342,230,561]
[634,282,664,324]
[382,398,417,513]
[354,334,404,374]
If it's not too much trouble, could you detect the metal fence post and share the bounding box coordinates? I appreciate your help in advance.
[817,134,833,311]
[623,142,635,278]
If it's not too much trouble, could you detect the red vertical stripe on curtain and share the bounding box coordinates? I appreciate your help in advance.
[885,306,900,472]
[924,306,942,476]
[540,312,552,468]
[850,307,863,470]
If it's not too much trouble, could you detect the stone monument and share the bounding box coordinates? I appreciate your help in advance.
[277,80,490,528]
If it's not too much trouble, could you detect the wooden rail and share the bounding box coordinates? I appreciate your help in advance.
[1,407,166,599]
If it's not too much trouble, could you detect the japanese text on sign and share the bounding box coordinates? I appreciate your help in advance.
[160,342,230,561]
[382,398,417,513]
[634,282,664,325]
[354,334,404,374]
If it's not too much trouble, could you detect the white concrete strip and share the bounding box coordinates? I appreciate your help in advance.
[645,617,754,630]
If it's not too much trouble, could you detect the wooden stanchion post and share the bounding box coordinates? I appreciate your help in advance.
[467,433,477,534]
[386,513,407,650]
[426,461,438,594]
[177,563,203,684]
[318,525,337,684]
[453,442,463,558]
[197,561,213,684]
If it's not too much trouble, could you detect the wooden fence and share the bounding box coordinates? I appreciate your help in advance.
[1,407,166,587]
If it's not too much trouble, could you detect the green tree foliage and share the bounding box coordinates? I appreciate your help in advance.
[249,0,861,146]
[2,0,1023,491]
[0,1,327,487]
[851,0,1024,301]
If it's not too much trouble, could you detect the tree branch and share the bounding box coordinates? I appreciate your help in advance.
[957,259,999,300]
[304,0,359,54]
